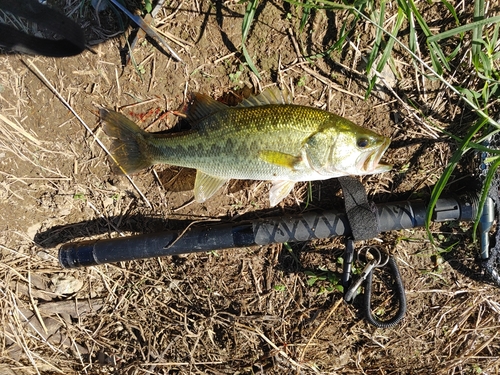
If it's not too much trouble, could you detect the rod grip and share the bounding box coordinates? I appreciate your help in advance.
[253,210,349,245]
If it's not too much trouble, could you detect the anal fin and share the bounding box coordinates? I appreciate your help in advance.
[194,171,228,203]
[269,180,296,207]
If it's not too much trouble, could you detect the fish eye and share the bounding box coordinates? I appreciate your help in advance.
[357,137,370,148]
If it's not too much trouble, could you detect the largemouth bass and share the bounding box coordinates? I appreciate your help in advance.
[101,87,391,206]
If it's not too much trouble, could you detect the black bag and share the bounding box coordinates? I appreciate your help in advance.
[0,0,85,57]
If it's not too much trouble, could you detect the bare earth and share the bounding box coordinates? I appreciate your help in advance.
[1,1,499,374]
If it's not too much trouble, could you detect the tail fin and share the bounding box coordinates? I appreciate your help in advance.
[100,109,153,175]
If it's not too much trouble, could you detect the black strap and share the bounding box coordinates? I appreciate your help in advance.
[338,176,379,241]
[0,0,85,57]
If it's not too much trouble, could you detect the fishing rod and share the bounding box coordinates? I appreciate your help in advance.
[59,193,493,269]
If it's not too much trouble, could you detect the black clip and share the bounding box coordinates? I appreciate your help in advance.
[344,246,387,303]
[341,238,355,294]
[341,241,407,328]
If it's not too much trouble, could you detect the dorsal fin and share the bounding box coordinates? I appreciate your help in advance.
[237,86,292,107]
[186,92,228,123]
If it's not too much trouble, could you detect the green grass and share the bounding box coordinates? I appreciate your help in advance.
[304,267,343,294]
[241,0,262,79]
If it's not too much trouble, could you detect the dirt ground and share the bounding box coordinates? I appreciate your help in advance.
[1,1,499,374]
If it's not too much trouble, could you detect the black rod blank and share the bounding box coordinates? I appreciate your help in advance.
[59,194,478,269]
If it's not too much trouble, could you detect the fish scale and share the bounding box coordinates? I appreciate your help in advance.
[147,105,327,180]
[101,87,391,206]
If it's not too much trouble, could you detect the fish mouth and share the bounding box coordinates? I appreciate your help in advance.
[358,138,392,173]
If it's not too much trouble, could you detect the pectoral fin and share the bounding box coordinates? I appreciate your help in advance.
[259,150,301,169]
[269,180,296,207]
[194,171,228,203]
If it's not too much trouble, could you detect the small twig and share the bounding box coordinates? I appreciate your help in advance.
[164,219,221,250]
[108,0,183,63]
[27,266,48,335]
[140,361,224,366]
[87,200,125,237]
[149,54,156,92]
[295,64,365,100]
[213,52,237,64]
[114,65,121,97]
[118,97,159,110]
[298,298,343,369]
[235,322,308,371]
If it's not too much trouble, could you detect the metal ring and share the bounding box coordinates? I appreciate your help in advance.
[357,246,389,268]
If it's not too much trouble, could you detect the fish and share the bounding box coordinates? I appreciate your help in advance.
[101,87,391,206]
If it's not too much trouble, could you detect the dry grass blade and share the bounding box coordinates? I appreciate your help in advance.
[235,322,307,371]
[0,122,67,178]
[0,113,41,146]
[298,298,343,370]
